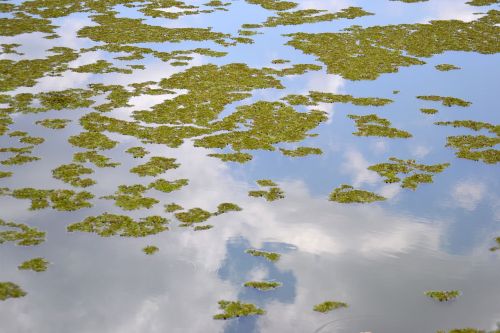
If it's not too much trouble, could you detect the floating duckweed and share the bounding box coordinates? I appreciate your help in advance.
[175,208,212,225]
[329,184,386,203]
[149,178,189,193]
[425,290,461,302]
[280,147,322,157]
[348,114,412,138]
[0,282,26,301]
[0,12,56,36]
[271,59,290,64]
[246,0,297,11]
[285,11,500,80]
[245,249,281,262]
[0,219,45,246]
[194,225,213,231]
[435,64,461,71]
[214,202,242,215]
[244,281,282,290]
[143,245,159,255]
[261,7,373,28]
[0,43,23,55]
[207,152,253,163]
[130,157,179,177]
[420,108,439,115]
[489,237,500,251]
[1,153,40,166]
[102,184,158,210]
[72,60,132,74]
[256,179,277,187]
[164,203,183,212]
[126,147,149,158]
[417,95,471,107]
[435,120,500,134]
[35,118,71,129]
[18,257,49,272]
[0,171,12,178]
[8,131,27,137]
[213,300,265,320]
[52,163,95,188]
[11,188,94,211]
[249,187,285,201]
[68,131,118,150]
[282,91,393,107]
[448,136,499,164]
[313,301,348,313]
[73,151,120,168]
[67,213,168,237]
[466,0,499,6]
[18,136,44,145]
[368,157,450,190]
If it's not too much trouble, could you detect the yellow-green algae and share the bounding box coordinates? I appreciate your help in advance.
[72,60,132,74]
[0,219,45,246]
[73,151,120,168]
[435,64,461,71]
[244,281,282,290]
[19,136,44,145]
[285,11,500,80]
[18,257,49,272]
[245,249,280,262]
[207,152,253,163]
[313,301,348,313]
[0,282,26,301]
[329,184,386,203]
[214,202,242,215]
[420,108,439,115]
[489,237,500,251]
[68,131,118,150]
[149,178,188,193]
[417,95,471,107]
[213,300,265,320]
[348,114,412,138]
[130,157,179,177]
[256,179,277,187]
[143,245,159,255]
[425,290,461,302]
[52,163,95,188]
[282,91,393,107]
[101,184,159,210]
[0,171,12,179]
[194,225,213,231]
[67,213,168,237]
[175,208,212,226]
[368,158,450,190]
[0,12,56,36]
[10,188,94,211]
[246,0,297,11]
[126,147,149,158]
[438,329,500,333]
[280,147,322,157]
[467,0,499,6]
[164,203,183,212]
[35,118,71,129]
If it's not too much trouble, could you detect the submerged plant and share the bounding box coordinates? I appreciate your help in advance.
[329,184,386,203]
[18,257,49,272]
[245,249,281,262]
[0,282,26,301]
[244,281,282,290]
[425,290,461,302]
[213,300,265,320]
[143,245,159,255]
[313,301,348,313]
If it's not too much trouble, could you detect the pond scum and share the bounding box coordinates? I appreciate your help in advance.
[0,0,499,327]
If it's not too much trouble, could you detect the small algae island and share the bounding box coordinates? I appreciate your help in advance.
[0,0,499,331]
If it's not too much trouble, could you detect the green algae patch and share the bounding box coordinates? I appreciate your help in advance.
[102,184,158,210]
[467,0,499,6]
[19,136,44,145]
[390,0,428,2]
[67,213,168,237]
[72,60,132,74]
[175,208,212,226]
[0,282,26,301]
[0,12,56,37]
[73,151,120,168]
[437,329,494,333]
[68,132,118,150]
[425,290,461,302]
[0,220,45,246]
[143,245,159,255]
[280,147,322,157]
[214,203,242,215]
[348,114,412,138]
[244,281,281,290]
[249,187,285,201]
[246,0,297,11]
[420,108,438,115]
[435,64,461,71]
[256,179,277,187]
[213,300,265,320]
[130,157,179,177]
[208,152,253,163]
[313,301,348,313]
[35,118,71,129]
[285,11,500,80]
[52,163,95,188]
[245,249,280,262]
[1,153,40,166]
[368,158,449,190]
[164,203,183,213]
[149,179,188,193]
[329,184,386,203]
[489,237,500,251]
[11,188,93,211]
[0,171,12,179]
[126,147,149,158]
[18,257,49,272]
[194,225,213,231]
[417,96,471,107]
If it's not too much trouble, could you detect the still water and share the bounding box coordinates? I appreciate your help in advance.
[0,0,499,332]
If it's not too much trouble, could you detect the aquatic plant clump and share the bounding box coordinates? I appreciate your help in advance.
[280,147,322,157]
[73,151,120,168]
[143,245,159,255]
[348,114,412,138]
[11,188,94,211]
[130,157,179,177]
[149,179,188,193]
[207,152,253,163]
[214,203,242,215]
[313,301,348,313]
[329,185,386,203]
[417,95,471,107]
[52,163,95,188]
[101,184,159,210]
[0,282,26,301]
[245,249,281,262]
[244,281,282,290]
[425,290,461,302]
[35,118,71,129]
[68,132,118,150]
[67,213,169,237]
[175,208,212,226]
[0,219,45,246]
[435,64,461,71]
[213,300,265,320]
[126,147,149,158]
[18,257,49,272]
